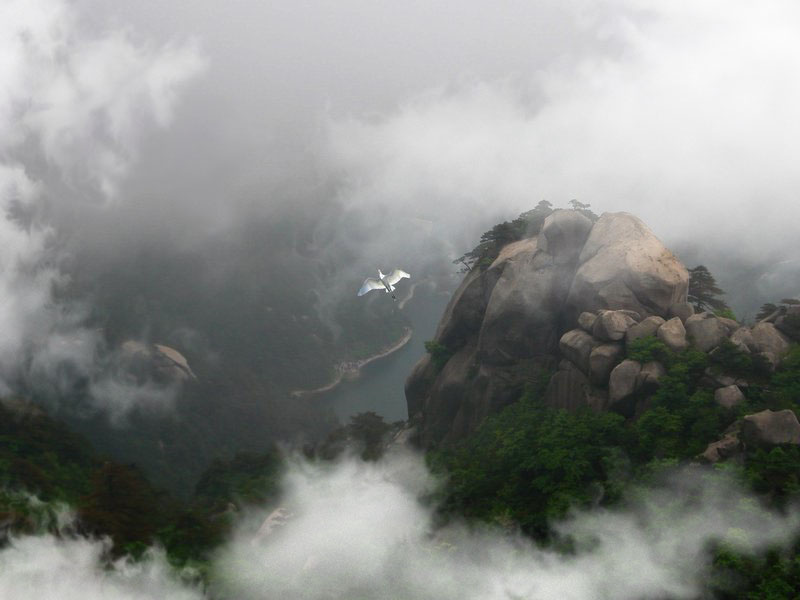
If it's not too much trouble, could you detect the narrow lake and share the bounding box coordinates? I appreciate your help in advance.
[319,282,452,423]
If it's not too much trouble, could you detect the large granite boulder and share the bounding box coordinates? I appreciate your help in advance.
[685,313,728,353]
[538,210,593,264]
[714,385,745,409]
[578,312,597,332]
[750,322,791,368]
[567,213,689,318]
[544,363,591,412]
[589,343,625,385]
[592,310,637,342]
[729,327,756,353]
[700,434,741,463]
[741,409,800,446]
[406,210,692,447]
[626,316,665,346]
[657,317,688,352]
[559,329,601,375]
[608,359,642,411]
[637,361,666,391]
[478,241,571,366]
[669,302,695,323]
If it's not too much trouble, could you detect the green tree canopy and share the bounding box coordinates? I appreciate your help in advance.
[688,265,729,313]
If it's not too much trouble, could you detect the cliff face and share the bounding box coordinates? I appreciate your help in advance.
[406,211,690,447]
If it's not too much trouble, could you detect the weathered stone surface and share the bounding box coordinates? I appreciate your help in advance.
[120,340,196,383]
[714,385,745,409]
[626,316,666,345]
[742,409,800,446]
[701,368,737,388]
[538,210,593,265]
[592,310,637,342]
[685,313,728,352]
[408,210,693,448]
[478,242,571,365]
[717,317,740,334]
[700,434,742,463]
[669,302,695,323]
[609,359,642,408]
[593,310,637,342]
[729,327,755,353]
[617,310,642,322]
[637,361,666,391]
[434,264,501,351]
[544,364,591,411]
[567,213,689,318]
[750,322,791,367]
[405,353,437,418]
[589,343,624,385]
[578,311,597,333]
[559,329,601,375]
[657,317,688,352]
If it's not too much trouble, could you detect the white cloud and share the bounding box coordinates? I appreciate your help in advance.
[0,536,202,600]
[0,0,205,416]
[214,450,800,600]
[324,0,800,262]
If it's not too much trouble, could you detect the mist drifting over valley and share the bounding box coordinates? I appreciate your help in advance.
[2,0,800,598]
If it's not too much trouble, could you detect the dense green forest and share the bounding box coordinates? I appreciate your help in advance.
[428,339,800,598]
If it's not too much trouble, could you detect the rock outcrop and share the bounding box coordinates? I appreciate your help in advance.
[406,211,688,447]
[406,209,798,448]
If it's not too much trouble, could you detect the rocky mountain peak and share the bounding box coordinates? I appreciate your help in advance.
[406,210,693,447]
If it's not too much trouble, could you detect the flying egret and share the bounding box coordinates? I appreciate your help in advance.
[358,268,410,300]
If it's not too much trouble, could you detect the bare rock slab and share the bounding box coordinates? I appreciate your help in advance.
[742,409,800,446]
[657,317,688,352]
[714,385,745,409]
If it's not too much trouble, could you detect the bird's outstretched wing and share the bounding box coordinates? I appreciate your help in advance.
[358,278,384,296]
[384,269,410,286]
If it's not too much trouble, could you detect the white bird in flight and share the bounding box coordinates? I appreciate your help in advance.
[358,268,410,301]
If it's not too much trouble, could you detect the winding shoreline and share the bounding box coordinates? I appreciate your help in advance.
[289,326,413,398]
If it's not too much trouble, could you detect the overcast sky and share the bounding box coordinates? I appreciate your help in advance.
[2,0,799,405]
[64,0,800,306]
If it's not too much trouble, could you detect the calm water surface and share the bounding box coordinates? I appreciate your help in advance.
[320,282,451,423]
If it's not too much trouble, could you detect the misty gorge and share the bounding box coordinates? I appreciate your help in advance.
[3,1,800,598]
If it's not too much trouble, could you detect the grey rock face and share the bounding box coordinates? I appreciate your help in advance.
[685,313,728,353]
[609,359,642,408]
[714,385,745,409]
[657,317,688,352]
[742,409,800,446]
[750,322,791,367]
[701,434,741,463]
[589,343,625,385]
[407,210,693,447]
[592,310,637,342]
[559,329,601,375]
[626,316,666,345]
[544,364,591,412]
[478,241,570,366]
[567,213,689,318]
[717,317,740,334]
[729,327,756,353]
[578,311,598,333]
[637,361,666,391]
[405,353,437,419]
[669,302,695,323]
[435,265,501,351]
[538,210,594,264]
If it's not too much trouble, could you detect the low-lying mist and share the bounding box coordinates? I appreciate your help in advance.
[3,450,798,599]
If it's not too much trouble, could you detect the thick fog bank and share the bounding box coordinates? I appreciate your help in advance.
[4,451,799,599]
